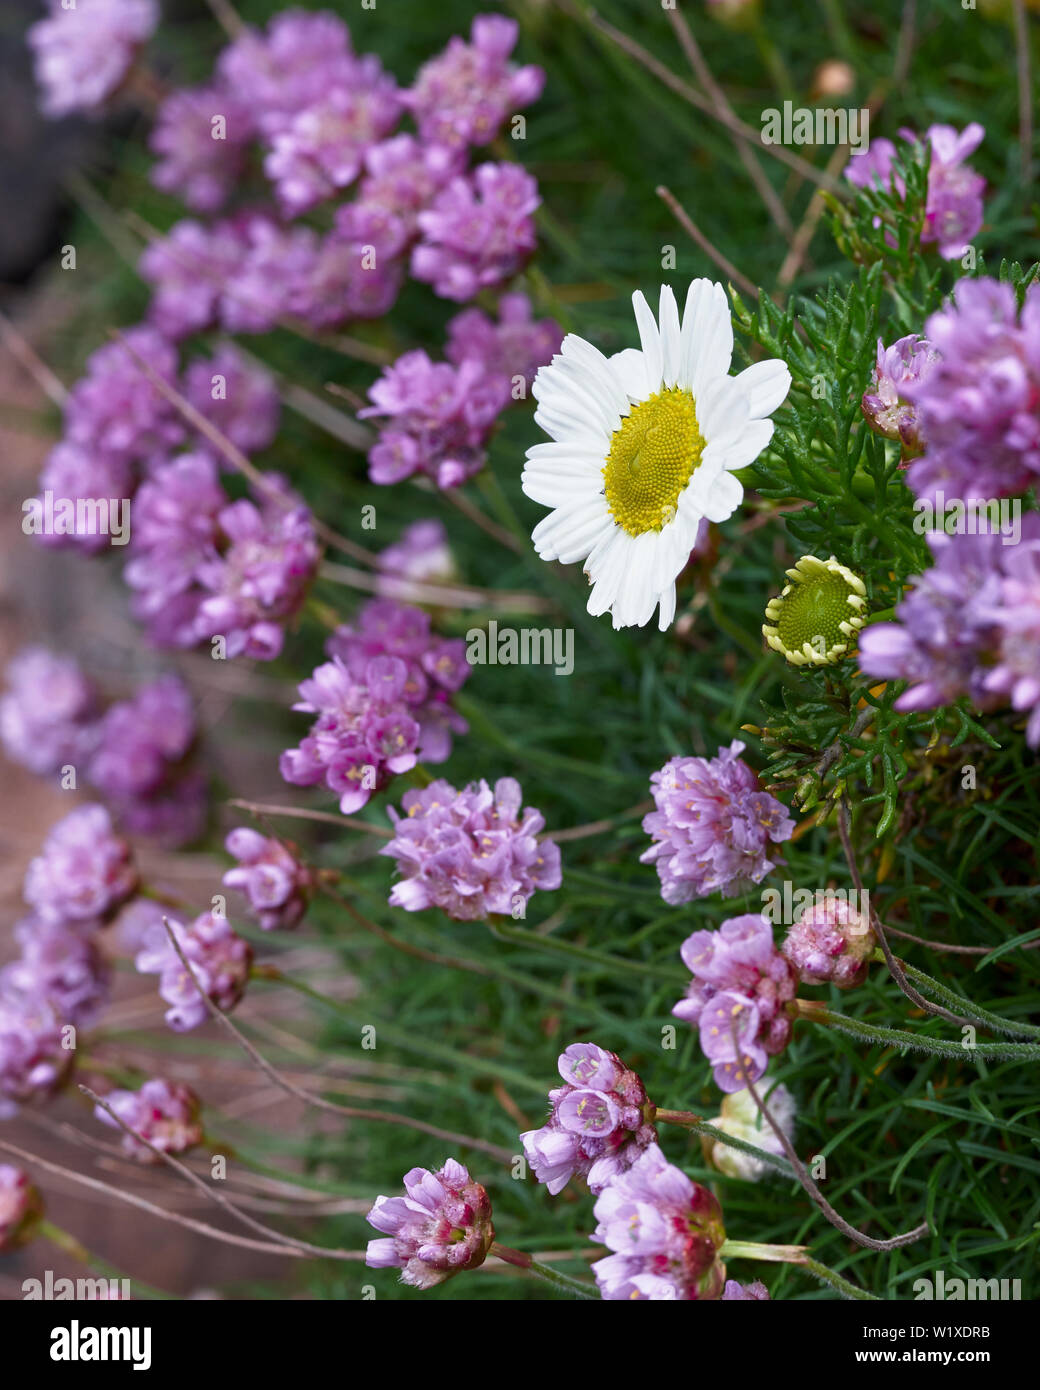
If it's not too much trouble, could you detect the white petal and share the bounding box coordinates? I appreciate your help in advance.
[609,348,650,403]
[696,469,744,523]
[679,279,733,396]
[658,285,682,389]
[712,417,775,472]
[657,581,677,631]
[697,373,749,443]
[521,467,603,507]
[525,440,605,469]
[632,291,663,390]
[734,359,791,419]
[532,498,612,563]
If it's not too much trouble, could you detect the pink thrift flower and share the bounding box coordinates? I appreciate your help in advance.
[194,489,321,662]
[135,912,252,1032]
[223,828,312,931]
[381,776,561,921]
[360,349,508,488]
[95,1079,204,1162]
[375,520,458,603]
[326,599,470,760]
[411,163,540,302]
[28,0,158,119]
[845,123,985,261]
[0,987,72,1117]
[0,647,97,776]
[405,15,544,148]
[366,1159,494,1289]
[280,655,423,813]
[861,335,939,456]
[782,897,876,989]
[592,1143,727,1300]
[674,913,797,1092]
[181,347,281,457]
[521,1044,656,1195]
[63,326,185,467]
[263,57,402,215]
[216,10,357,138]
[641,741,794,903]
[31,443,135,555]
[1,917,110,1027]
[149,84,255,213]
[23,804,137,927]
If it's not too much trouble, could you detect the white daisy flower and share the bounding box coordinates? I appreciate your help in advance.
[521,279,791,631]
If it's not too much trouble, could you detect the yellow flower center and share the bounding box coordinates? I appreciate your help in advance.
[603,388,704,536]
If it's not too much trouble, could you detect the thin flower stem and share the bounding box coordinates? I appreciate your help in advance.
[582,6,842,191]
[893,958,1040,1040]
[486,918,687,983]
[663,8,793,239]
[837,800,972,1028]
[227,797,393,838]
[0,308,69,407]
[158,917,519,1157]
[657,185,759,299]
[802,1001,1040,1061]
[82,1086,361,1262]
[802,1256,881,1301]
[443,483,525,553]
[718,1239,806,1263]
[489,1242,599,1299]
[548,801,652,843]
[0,1138,314,1258]
[741,1058,929,1251]
[652,1108,702,1127]
[653,1111,795,1177]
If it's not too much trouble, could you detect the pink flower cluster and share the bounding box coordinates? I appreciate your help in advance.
[861,334,939,457]
[366,1159,494,1289]
[521,1044,656,1195]
[281,600,471,813]
[381,777,562,920]
[845,122,985,260]
[782,897,876,989]
[126,455,320,660]
[641,741,795,903]
[29,0,158,119]
[32,332,281,554]
[135,911,252,1033]
[132,12,546,341]
[223,828,312,932]
[362,292,561,488]
[95,1078,204,1162]
[592,1143,728,1300]
[673,913,797,1092]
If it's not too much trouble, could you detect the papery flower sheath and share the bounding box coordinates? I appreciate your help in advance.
[522,280,790,630]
